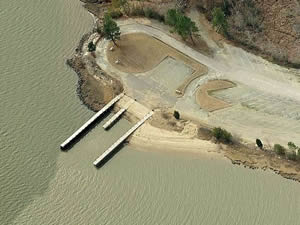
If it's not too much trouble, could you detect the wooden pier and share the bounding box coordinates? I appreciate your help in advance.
[60,93,124,149]
[102,99,134,130]
[93,111,154,166]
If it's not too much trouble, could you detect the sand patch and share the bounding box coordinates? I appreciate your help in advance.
[196,80,236,112]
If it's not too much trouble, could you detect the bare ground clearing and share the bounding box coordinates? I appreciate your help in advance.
[196,80,236,112]
[107,33,206,75]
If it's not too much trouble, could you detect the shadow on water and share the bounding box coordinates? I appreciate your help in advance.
[61,109,112,151]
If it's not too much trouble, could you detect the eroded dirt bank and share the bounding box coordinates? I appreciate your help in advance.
[66,32,123,111]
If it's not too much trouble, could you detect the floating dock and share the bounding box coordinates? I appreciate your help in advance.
[93,111,154,166]
[102,99,134,130]
[60,93,124,149]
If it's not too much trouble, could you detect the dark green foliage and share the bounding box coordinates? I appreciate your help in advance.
[274,144,285,156]
[88,41,96,52]
[286,151,297,161]
[256,139,263,149]
[288,142,298,150]
[212,127,232,144]
[175,14,199,42]
[165,9,178,26]
[109,10,123,19]
[222,0,232,16]
[103,15,121,46]
[173,110,180,120]
[212,7,228,34]
[165,9,199,43]
[144,8,164,22]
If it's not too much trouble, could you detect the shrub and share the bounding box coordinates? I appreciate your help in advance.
[144,8,164,22]
[212,7,228,34]
[297,150,300,161]
[173,110,180,120]
[144,8,154,18]
[286,151,297,161]
[130,6,145,17]
[288,142,298,150]
[165,9,198,42]
[166,9,179,26]
[88,41,96,52]
[212,127,232,144]
[109,10,123,19]
[96,26,102,35]
[256,139,263,149]
[274,144,285,156]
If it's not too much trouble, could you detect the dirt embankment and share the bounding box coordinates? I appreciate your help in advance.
[67,32,123,112]
[223,144,300,183]
[195,0,300,68]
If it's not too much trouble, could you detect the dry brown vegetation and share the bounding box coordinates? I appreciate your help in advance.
[196,0,300,68]
[107,32,206,74]
[195,80,235,112]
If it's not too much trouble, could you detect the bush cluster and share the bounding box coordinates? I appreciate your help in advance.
[144,8,165,22]
[109,10,123,19]
[130,6,145,17]
[212,127,232,144]
[274,144,285,156]
[273,142,300,162]
[129,7,164,22]
[88,42,96,52]
[165,9,199,41]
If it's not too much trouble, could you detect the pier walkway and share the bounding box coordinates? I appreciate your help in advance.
[103,99,134,130]
[93,111,154,166]
[60,93,124,149]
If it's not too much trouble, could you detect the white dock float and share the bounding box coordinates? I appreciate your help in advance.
[60,93,124,149]
[102,99,134,130]
[103,108,126,129]
[93,111,154,166]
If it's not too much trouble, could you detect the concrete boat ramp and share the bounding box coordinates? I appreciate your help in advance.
[60,93,153,167]
[93,111,153,167]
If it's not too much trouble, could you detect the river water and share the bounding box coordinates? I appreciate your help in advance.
[0,0,299,224]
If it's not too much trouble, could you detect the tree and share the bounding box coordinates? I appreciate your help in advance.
[175,14,199,44]
[274,144,285,156]
[88,41,96,52]
[166,9,178,26]
[212,7,228,34]
[173,110,180,120]
[166,9,199,44]
[288,142,298,150]
[212,127,232,144]
[103,15,121,46]
[256,139,263,149]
